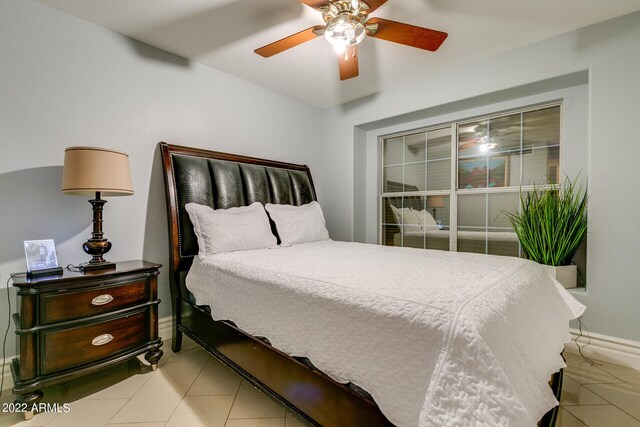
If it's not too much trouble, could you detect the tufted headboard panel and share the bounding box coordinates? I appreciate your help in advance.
[159,143,316,280]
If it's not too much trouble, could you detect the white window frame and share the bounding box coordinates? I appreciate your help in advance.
[378,101,563,254]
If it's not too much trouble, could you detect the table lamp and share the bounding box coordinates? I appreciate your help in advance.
[429,195,446,221]
[61,147,133,271]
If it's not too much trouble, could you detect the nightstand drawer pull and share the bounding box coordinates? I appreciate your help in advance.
[91,294,114,306]
[91,334,114,346]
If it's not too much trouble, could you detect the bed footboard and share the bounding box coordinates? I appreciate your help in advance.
[178,300,392,426]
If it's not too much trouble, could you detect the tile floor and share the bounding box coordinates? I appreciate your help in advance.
[0,338,638,426]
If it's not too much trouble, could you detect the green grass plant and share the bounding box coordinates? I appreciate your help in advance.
[504,175,587,266]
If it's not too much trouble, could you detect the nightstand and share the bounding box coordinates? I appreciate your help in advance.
[11,260,163,419]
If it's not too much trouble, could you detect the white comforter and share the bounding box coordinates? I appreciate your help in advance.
[186,241,585,427]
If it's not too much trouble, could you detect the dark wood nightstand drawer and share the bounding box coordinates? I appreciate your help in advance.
[41,279,147,324]
[42,310,148,375]
[12,260,162,413]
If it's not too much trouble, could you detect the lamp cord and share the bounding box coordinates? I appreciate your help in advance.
[0,273,25,397]
[66,264,82,272]
[574,317,601,366]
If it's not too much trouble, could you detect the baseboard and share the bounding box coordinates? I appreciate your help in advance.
[1,357,13,393]
[158,315,173,343]
[565,328,640,371]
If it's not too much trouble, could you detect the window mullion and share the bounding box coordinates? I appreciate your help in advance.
[450,123,458,252]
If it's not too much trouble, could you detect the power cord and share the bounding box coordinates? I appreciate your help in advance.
[0,272,26,397]
[574,317,601,366]
[66,264,82,272]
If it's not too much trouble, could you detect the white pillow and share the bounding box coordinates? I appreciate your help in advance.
[401,207,422,232]
[185,202,277,258]
[389,204,422,231]
[389,204,402,224]
[414,208,438,228]
[264,201,330,246]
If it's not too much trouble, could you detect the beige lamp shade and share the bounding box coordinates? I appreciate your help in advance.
[429,195,446,208]
[61,146,133,196]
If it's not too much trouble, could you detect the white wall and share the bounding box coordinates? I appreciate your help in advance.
[0,0,323,357]
[319,12,640,341]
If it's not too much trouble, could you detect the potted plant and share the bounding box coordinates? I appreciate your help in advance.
[504,175,587,288]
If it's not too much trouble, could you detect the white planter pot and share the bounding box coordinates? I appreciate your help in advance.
[542,264,577,289]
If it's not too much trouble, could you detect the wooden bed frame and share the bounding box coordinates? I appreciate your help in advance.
[159,142,561,427]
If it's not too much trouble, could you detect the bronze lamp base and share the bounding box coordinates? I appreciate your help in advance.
[80,192,116,272]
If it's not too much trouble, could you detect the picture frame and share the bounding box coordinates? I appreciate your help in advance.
[24,239,60,273]
[458,156,509,189]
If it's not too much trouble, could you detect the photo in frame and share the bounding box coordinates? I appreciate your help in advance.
[458,156,509,189]
[24,239,60,272]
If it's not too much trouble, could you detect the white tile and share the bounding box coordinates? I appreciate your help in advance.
[66,360,153,401]
[555,407,587,427]
[586,382,640,420]
[164,345,210,365]
[228,381,286,419]
[565,405,640,427]
[0,407,58,427]
[225,419,285,427]
[181,336,202,349]
[166,395,234,427]
[564,353,622,385]
[86,370,153,400]
[46,398,128,427]
[107,423,166,427]
[597,363,640,388]
[285,412,312,427]
[560,375,608,406]
[110,361,205,423]
[187,358,242,397]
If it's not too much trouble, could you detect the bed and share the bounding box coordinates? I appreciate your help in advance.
[159,142,582,426]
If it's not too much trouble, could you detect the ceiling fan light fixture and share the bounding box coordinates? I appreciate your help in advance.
[254,0,448,81]
[324,15,366,53]
[478,135,498,153]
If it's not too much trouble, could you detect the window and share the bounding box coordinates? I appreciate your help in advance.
[380,104,561,257]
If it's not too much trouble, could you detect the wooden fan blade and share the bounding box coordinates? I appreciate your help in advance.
[367,18,448,51]
[255,26,325,57]
[298,0,329,10]
[363,0,389,13]
[338,46,359,80]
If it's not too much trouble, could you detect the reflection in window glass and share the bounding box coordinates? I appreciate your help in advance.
[380,195,450,250]
[382,196,425,247]
[458,157,487,189]
[458,193,519,256]
[523,106,560,149]
[384,137,403,165]
[380,104,564,259]
[405,163,426,191]
[427,128,451,160]
[427,159,450,191]
[523,146,560,185]
[383,166,403,192]
[457,106,560,189]
[405,132,426,163]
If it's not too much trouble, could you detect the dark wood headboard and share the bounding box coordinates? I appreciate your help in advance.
[159,142,317,297]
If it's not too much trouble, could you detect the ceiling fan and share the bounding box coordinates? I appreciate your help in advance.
[254,0,448,80]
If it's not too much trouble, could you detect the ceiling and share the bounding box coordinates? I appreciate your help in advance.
[39,0,640,108]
